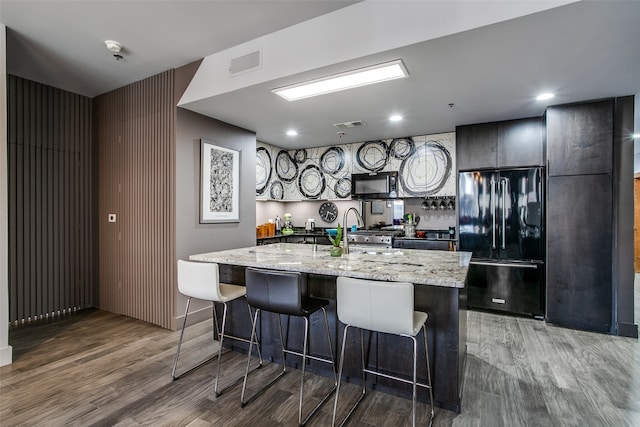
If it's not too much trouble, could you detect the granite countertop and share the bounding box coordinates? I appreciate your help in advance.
[190,243,471,288]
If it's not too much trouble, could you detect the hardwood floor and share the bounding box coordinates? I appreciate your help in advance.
[1,299,639,426]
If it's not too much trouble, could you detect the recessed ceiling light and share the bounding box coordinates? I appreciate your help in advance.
[536,93,555,101]
[389,115,403,122]
[286,130,298,136]
[272,59,408,101]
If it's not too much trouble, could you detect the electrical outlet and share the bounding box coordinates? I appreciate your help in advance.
[108,214,116,223]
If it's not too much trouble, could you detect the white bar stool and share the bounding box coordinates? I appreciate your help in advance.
[172,260,262,397]
[332,276,435,427]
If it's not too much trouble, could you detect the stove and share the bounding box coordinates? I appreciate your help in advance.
[346,230,402,248]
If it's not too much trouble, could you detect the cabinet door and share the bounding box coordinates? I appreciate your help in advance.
[546,174,612,332]
[546,99,613,176]
[456,122,497,170]
[497,117,543,167]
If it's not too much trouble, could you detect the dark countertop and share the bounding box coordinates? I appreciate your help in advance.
[395,237,457,242]
[257,231,331,241]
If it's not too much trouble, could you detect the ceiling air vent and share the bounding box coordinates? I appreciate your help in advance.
[332,120,366,130]
[229,50,261,75]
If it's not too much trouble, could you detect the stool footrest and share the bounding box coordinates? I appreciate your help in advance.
[219,333,254,346]
[362,368,432,389]
[283,348,334,365]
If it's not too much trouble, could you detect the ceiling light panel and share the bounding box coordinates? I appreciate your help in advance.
[272,60,408,101]
[536,93,555,101]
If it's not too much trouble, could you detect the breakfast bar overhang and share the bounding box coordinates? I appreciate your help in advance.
[190,244,471,412]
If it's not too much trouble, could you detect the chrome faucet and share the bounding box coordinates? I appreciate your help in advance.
[342,207,364,255]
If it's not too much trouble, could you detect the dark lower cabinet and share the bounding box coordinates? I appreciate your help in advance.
[393,238,451,250]
[546,174,612,332]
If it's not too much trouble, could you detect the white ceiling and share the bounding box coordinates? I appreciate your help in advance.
[0,0,358,96]
[2,1,640,150]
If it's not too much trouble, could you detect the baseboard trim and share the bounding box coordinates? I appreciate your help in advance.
[617,322,638,338]
[0,345,13,366]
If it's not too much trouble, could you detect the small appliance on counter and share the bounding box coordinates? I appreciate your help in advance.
[305,218,315,232]
[403,213,416,237]
[282,213,294,235]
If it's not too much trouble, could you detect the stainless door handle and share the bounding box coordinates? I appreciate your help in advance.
[491,179,496,250]
[470,261,538,269]
[501,179,506,250]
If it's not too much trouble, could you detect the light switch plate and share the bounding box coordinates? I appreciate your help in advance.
[108,214,116,223]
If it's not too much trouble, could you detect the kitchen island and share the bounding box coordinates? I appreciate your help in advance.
[190,243,471,412]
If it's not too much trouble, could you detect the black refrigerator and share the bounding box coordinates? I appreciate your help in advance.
[458,167,545,318]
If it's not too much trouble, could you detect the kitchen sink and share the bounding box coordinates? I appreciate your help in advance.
[347,249,403,256]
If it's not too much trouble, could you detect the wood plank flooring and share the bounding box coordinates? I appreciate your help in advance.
[1,281,639,427]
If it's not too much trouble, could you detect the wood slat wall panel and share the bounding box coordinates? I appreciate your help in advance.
[7,75,96,323]
[95,70,176,329]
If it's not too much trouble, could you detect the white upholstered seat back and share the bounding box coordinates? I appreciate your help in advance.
[336,277,414,336]
[177,260,223,302]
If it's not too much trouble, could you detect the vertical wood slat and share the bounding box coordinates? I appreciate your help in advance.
[96,70,176,329]
[7,75,95,323]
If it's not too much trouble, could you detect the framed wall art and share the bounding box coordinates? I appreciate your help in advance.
[200,139,240,223]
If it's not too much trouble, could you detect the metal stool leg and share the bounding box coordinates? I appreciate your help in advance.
[298,308,337,426]
[332,325,368,427]
[213,302,226,396]
[171,297,191,380]
[423,324,435,426]
[172,298,223,381]
[214,300,263,397]
[411,335,418,427]
[241,309,287,407]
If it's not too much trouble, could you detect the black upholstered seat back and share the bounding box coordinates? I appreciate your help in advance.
[245,268,306,316]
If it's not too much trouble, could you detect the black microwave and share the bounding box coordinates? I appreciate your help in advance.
[351,171,398,199]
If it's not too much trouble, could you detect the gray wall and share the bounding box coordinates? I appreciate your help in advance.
[175,107,256,319]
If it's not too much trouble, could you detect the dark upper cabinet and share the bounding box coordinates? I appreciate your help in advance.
[497,117,543,168]
[456,117,543,171]
[546,174,612,332]
[546,99,613,176]
[456,122,497,170]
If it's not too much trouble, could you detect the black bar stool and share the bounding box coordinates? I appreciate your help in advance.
[332,276,435,427]
[172,260,262,397]
[241,267,337,426]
